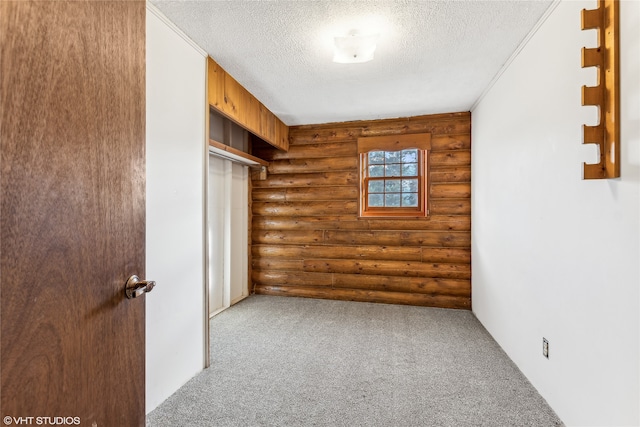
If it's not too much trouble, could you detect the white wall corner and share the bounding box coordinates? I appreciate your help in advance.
[146,1,208,58]
[470,0,562,112]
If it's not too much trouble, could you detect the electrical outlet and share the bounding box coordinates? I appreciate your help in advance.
[542,338,549,359]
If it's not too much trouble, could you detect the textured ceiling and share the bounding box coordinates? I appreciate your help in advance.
[150,0,553,126]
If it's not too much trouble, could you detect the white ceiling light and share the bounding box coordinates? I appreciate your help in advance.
[333,30,379,64]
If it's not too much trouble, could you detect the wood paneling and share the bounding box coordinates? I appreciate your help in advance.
[252,186,359,202]
[253,245,470,264]
[255,141,356,160]
[431,183,472,198]
[251,112,471,309]
[430,150,471,167]
[254,285,470,310]
[207,57,288,152]
[252,215,471,231]
[252,201,359,216]
[431,167,471,183]
[252,171,360,188]
[207,58,225,111]
[302,259,470,280]
[268,157,357,174]
[275,119,290,151]
[430,199,472,215]
[322,230,471,247]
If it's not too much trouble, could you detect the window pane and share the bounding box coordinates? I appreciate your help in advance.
[402,179,418,192]
[384,179,401,193]
[368,151,385,164]
[368,180,384,193]
[385,151,401,163]
[369,165,384,177]
[385,194,401,207]
[402,163,418,177]
[368,194,384,207]
[402,193,418,207]
[385,164,401,177]
[402,149,418,163]
[361,142,427,216]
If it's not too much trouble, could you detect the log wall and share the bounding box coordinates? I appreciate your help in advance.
[250,112,471,309]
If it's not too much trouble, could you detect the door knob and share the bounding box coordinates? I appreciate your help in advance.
[125,275,155,299]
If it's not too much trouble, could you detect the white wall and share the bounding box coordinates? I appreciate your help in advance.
[471,1,639,425]
[146,5,207,414]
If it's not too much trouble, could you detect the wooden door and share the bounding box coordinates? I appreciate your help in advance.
[1,1,146,426]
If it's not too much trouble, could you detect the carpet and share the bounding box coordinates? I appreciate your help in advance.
[147,295,562,426]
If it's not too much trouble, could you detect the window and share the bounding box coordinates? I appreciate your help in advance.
[358,133,431,217]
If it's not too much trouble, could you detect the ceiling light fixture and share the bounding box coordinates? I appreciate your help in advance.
[333,30,379,64]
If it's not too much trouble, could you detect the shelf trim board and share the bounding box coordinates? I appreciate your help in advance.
[208,139,269,168]
[580,0,620,179]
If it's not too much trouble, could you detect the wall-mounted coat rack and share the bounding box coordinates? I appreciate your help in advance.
[581,0,620,179]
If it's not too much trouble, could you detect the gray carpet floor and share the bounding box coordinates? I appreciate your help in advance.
[147,295,562,427]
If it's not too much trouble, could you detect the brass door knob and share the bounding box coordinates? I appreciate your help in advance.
[125,275,155,299]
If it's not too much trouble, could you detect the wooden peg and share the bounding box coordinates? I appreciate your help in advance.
[581,85,603,106]
[581,47,602,68]
[583,125,604,144]
[581,7,602,30]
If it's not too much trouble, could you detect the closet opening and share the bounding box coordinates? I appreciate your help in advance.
[207,110,258,317]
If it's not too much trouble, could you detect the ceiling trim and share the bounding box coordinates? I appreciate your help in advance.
[470,0,561,112]
[146,1,207,58]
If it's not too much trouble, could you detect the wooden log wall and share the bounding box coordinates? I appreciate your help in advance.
[251,112,471,309]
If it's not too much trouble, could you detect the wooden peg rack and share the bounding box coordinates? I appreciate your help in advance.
[581,0,620,179]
